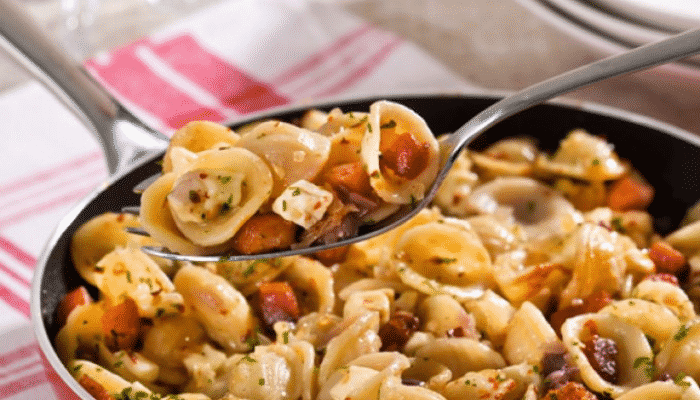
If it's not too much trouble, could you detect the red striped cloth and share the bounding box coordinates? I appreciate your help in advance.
[0,0,475,398]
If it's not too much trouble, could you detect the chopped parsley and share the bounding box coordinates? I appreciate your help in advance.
[291,187,301,196]
[218,175,232,185]
[258,378,265,386]
[219,195,234,215]
[380,120,397,129]
[632,356,656,379]
[188,190,201,203]
[241,354,257,363]
[674,324,690,341]
[611,217,626,233]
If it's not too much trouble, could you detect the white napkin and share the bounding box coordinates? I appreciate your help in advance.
[0,0,478,398]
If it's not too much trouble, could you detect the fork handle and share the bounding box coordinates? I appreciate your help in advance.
[441,27,700,164]
[0,0,168,176]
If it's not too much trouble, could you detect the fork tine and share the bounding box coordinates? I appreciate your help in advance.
[121,206,140,215]
[132,173,161,194]
[125,227,150,237]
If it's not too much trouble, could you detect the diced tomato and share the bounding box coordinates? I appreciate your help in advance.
[607,175,654,211]
[231,213,297,255]
[57,286,93,327]
[648,241,686,274]
[379,132,430,180]
[550,290,613,335]
[78,374,115,400]
[379,311,420,351]
[255,281,300,328]
[324,162,373,196]
[101,297,140,351]
[313,245,350,266]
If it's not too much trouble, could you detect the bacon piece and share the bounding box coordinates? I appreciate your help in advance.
[379,311,420,351]
[78,374,115,400]
[324,162,373,196]
[254,281,300,329]
[550,290,613,334]
[648,241,686,274]
[379,132,430,180]
[231,213,297,255]
[57,286,93,327]
[101,297,140,351]
[607,175,654,211]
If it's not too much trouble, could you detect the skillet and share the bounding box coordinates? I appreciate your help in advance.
[31,93,700,398]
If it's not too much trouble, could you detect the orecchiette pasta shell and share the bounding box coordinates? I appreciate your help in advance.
[413,337,506,378]
[433,151,479,217]
[391,219,493,301]
[632,280,696,320]
[534,129,627,181]
[418,294,478,339]
[237,120,331,196]
[493,249,568,310]
[55,302,105,363]
[320,110,368,167]
[561,313,653,397]
[282,256,335,315]
[139,172,229,256]
[443,369,522,400]
[666,219,700,257]
[470,152,533,180]
[70,212,147,286]
[141,314,207,369]
[317,365,379,400]
[467,177,583,241]
[173,265,257,352]
[68,359,144,397]
[182,343,228,398]
[361,100,439,204]
[166,148,273,247]
[343,289,393,324]
[560,223,653,309]
[615,379,699,400]
[655,320,700,385]
[98,343,160,384]
[163,120,240,173]
[502,301,558,366]
[599,299,681,349]
[93,247,184,318]
[402,357,453,393]
[318,311,382,385]
[462,290,516,347]
[465,214,527,258]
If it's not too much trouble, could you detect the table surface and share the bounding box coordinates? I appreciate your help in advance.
[2,0,699,134]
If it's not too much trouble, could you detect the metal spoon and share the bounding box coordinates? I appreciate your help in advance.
[2,0,700,262]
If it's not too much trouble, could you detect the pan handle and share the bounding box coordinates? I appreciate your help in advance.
[0,0,168,176]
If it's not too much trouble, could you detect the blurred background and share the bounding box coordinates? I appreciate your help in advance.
[2,0,699,133]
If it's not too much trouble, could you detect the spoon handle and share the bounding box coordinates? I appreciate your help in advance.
[440,27,700,169]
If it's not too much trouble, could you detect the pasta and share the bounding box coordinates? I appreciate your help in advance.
[139,100,440,256]
[58,102,700,400]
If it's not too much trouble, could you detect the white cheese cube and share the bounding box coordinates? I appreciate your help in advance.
[272,180,333,228]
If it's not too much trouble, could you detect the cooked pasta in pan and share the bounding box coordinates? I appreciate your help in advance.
[58,101,700,400]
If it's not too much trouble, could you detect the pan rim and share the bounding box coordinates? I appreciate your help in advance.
[30,89,700,399]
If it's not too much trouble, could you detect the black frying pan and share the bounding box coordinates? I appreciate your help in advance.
[31,93,700,398]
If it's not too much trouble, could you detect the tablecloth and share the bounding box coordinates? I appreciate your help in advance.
[0,0,478,398]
